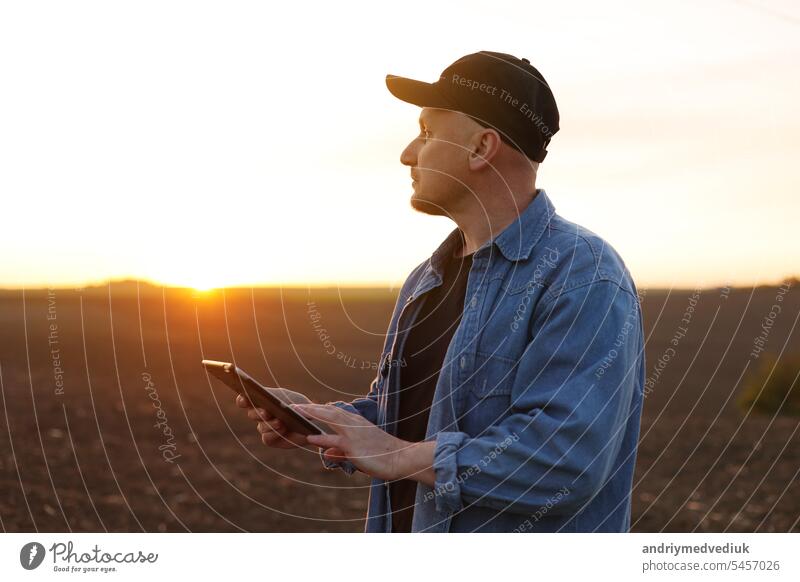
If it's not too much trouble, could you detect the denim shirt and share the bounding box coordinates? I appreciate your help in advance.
[323,189,645,533]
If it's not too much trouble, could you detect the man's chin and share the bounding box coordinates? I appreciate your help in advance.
[410,192,447,217]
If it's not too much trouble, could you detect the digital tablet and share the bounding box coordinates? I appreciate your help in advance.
[202,359,329,436]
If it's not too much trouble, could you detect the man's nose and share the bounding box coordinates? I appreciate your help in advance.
[400,139,418,167]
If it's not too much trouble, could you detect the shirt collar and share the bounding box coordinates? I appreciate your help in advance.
[429,228,466,277]
[430,188,556,269]
[492,189,556,261]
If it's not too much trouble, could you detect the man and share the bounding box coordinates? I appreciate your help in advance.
[238,51,645,533]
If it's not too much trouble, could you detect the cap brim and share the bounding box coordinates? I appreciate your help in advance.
[385,75,455,109]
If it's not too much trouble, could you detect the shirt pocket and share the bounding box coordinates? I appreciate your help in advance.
[470,351,517,398]
[462,351,517,434]
[487,275,547,343]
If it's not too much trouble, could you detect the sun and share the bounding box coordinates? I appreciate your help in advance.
[152,273,228,292]
[191,281,219,292]
[143,253,265,292]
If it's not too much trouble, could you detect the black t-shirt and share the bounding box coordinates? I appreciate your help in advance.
[389,245,473,532]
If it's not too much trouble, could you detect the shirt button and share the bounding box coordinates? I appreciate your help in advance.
[470,296,477,308]
[460,356,467,369]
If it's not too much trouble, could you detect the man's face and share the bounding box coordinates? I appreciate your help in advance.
[400,108,481,216]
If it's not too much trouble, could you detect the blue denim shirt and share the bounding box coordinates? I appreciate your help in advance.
[323,189,645,532]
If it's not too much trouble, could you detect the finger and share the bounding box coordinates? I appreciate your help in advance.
[257,419,286,435]
[306,433,345,450]
[291,404,359,431]
[235,394,254,409]
[247,408,273,421]
[261,431,287,446]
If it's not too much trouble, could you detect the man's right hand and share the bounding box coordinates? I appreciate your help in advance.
[235,394,309,449]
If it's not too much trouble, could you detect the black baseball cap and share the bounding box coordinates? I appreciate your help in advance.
[386,51,559,162]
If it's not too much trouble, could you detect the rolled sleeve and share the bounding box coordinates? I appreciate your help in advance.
[320,453,357,475]
[432,431,470,513]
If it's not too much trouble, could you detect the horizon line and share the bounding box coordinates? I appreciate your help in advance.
[2,275,797,294]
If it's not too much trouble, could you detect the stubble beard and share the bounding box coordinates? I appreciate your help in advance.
[409,185,460,218]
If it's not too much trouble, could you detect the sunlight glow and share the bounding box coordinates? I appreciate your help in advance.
[1,1,798,290]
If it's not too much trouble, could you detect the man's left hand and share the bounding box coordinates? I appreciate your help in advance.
[291,403,435,485]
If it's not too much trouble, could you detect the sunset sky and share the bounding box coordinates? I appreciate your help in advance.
[1,0,798,290]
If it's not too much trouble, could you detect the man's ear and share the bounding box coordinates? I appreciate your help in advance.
[467,128,502,171]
